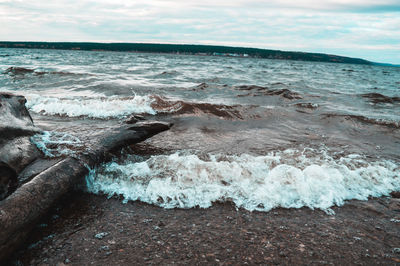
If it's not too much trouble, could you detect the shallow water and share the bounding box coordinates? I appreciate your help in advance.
[1,48,399,212]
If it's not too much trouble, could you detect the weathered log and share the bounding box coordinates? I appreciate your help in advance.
[0,92,39,141]
[0,91,172,260]
[0,157,86,259]
[82,121,172,167]
[0,92,42,200]
[0,162,17,200]
[0,120,171,261]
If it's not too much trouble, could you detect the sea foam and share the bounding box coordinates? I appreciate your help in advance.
[26,95,156,118]
[86,149,400,213]
[31,131,83,157]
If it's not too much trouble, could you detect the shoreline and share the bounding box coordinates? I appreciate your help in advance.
[0,42,373,65]
[8,191,400,265]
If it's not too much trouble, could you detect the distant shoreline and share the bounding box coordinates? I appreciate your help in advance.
[0,41,372,65]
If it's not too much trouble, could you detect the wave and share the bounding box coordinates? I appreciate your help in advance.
[159,70,179,76]
[86,149,400,214]
[34,71,85,76]
[235,85,302,99]
[26,95,156,118]
[31,131,83,157]
[3,66,87,77]
[4,67,34,75]
[150,70,180,78]
[192,82,209,91]
[294,103,319,109]
[361,93,400,104]
[323,114,400,129]
[151,96,251,119]
[24,93,258,120]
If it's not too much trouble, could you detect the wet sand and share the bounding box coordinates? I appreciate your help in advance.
[8,192,400,265]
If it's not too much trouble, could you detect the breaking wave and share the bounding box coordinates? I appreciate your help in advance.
[3,66,87,77]
[361,93,400,104]
[151,96,259,120]
[323,114,400,129]
[3,67,34,75]
[31,131,84,158]
[86,149,400,214]
[235,85,303,99]
[25,93,252,120]
[26,95,156,118]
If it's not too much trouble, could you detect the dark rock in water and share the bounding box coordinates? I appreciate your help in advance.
[3,67,34,76]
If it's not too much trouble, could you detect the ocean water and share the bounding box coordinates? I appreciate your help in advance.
[1,48,399,213]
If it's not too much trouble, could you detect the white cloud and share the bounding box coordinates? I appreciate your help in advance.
[0,0,399,63]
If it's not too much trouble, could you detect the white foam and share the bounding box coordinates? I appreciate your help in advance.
[26,94,156,118]
[85,149,400,213]
[31,131,83,157]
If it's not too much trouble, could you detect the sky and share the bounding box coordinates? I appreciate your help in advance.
[0,0,399,64]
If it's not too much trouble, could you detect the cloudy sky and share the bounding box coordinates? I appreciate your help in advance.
[1,0,399,63]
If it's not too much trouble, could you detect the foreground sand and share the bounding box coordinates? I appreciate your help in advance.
[8,192,400,265]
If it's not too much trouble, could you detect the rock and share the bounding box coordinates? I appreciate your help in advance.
[95,232,109,239]
[99,245,110,251]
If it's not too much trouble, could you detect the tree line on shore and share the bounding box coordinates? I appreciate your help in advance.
[0,41,371,65]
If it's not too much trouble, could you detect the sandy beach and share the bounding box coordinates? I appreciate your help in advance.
[8,191,400,265]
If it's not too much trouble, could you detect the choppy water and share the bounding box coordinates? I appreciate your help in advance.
[1,48,399,213]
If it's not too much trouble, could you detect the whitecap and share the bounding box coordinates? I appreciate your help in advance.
[26,94,156,118]
[31,131,83,157]
[85,149,400,214]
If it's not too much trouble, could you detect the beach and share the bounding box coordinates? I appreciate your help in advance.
[8,191,400,265]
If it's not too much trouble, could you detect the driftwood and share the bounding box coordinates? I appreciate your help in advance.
[0,92,42,200]
[0,93,172,261]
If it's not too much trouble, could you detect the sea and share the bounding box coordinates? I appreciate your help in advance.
[1,48,399,214]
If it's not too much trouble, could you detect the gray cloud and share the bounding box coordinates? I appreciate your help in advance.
[0,0,399,63]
